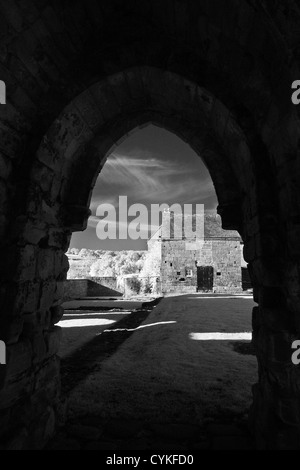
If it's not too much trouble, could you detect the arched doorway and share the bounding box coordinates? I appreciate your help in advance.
[0,0,299,449]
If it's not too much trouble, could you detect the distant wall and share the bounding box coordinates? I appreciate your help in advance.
[147,238,162,277]
[89,277,119,292]
[67,257,95,279]
[210,239,242,293]
[161,239,198,294]
[63,277,122,299]
[87,277,122,297]
[64,279,88,299]
[161,238,242,294]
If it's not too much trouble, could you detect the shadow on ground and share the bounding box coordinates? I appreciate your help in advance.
[61,298,162,395]
[231,341,256,356]
[47,295,256,450]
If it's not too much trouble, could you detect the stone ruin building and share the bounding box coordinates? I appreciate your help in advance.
[0,0,300,450]
[148,212,243,294]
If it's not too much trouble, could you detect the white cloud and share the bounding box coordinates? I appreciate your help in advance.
[92,151,215,209]
[98,152,181,193]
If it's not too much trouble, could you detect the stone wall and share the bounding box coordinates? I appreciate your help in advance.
[210,239,242,293]
[161,238,242,294]
[0,0,299,449]
[63,277,122,300]
[64,279,89,299]
[67,257,95,280]
[147,237,162,277]
[87,277,122,297]
[161,240,198,293]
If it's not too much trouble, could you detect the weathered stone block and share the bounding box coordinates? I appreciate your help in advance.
[33,356,60,392]
[31,162,54,194]
[53,281,65,303]
[6,427,28,450]
[22,224,47,246]
[50,305,64,325]
[39,280,56,312]
[0,214,8,241]
[89,80,121,122]
[29,406,56,449]
[0,152,12,180]
[5,339,32,379]
[11,281,40,316]
[37,249,55,280]
[0,316,24,345]
[48,228,69,250]
[45,327,62,357]
[0,373,33,410]
[32,333,47,364]
[9,245,37,282]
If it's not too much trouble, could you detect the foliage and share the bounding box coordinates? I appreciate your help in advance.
[78,248,98,258]
[89,250,147,277]
[141,276,153,294]
[126,276,141,294]
[68,248,161,296]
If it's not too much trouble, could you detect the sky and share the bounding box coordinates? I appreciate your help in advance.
[70,124,218,251]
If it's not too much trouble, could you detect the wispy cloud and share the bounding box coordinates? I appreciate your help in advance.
[98,152,181,192]
[71,124,218,250]
[87,216,101,228]
[88,214,160,237]
[92,151,216,209]
[89,195,120,214]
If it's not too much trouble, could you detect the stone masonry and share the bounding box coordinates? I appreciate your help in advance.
[148,212,242,294]
[0,0,300,450]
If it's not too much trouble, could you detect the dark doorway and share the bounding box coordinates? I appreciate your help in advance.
[197,266,214,291]
[242,267,252,291]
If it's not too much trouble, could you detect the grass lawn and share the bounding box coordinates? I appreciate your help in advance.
[58,310,131,357]
[64,294,257,426]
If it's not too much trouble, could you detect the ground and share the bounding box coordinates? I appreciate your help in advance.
[48,294,257,450]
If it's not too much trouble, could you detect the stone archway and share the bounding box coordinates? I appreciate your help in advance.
[0,67,277,448]
[0,0,300,450]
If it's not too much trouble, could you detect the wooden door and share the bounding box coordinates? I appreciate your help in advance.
[197,266,214,291]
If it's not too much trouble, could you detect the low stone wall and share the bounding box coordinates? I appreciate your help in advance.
[63,277,122,300]
[87,278,123,297]
[161,283,196,294]
[213,285,242,294]
[89,277,120,293]
[64,279,88,299]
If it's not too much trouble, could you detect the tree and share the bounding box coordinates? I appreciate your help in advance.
[89,254,116,277]
[139,248,161,294]
[67,247,80,255]
[89,250,147,278]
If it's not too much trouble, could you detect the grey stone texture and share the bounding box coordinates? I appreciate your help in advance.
[0,0,299,450]
[152,212,243,294]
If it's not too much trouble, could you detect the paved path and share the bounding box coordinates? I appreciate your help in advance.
[48,294,257,450]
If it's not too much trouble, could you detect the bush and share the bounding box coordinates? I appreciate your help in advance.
[142,277,153,294]
[126,276,141,294]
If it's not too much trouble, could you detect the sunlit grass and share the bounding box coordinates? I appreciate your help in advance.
[66,295,257,424]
